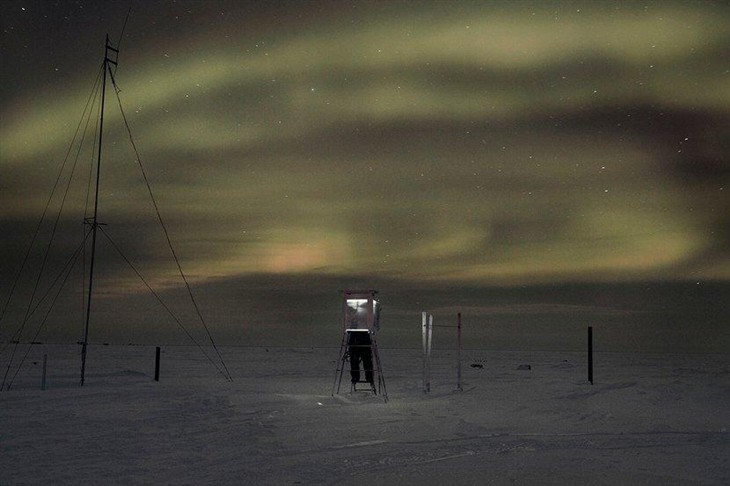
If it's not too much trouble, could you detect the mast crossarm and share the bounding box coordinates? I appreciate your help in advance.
[104,36,119,66]
[83,217,107,227]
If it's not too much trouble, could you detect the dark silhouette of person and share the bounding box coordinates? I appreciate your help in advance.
[348,331,374,385]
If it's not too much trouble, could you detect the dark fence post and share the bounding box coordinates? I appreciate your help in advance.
[155,346,161,382]
[587,326,593,385]
[456,312,463,391]
[41,354,48,391]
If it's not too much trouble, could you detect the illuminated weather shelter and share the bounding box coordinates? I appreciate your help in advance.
[332,290,387,401]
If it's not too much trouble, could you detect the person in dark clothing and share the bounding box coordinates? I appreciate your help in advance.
[348,330,374,384]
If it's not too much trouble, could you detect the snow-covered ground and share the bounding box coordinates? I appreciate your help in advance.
[2,344,729,485]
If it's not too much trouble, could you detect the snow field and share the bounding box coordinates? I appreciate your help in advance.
[2,345,729,484]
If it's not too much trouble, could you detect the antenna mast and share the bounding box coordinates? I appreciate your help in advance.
[80,35,118,386]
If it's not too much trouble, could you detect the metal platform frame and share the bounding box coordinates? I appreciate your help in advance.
[332,329,388,401]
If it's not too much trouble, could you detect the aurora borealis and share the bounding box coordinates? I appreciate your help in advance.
[1,1,728,349]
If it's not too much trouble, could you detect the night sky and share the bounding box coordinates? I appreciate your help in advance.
[1,1,728,351]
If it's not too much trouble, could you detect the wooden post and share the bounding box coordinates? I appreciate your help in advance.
[422,312,428,393]
[427,314,432,393]
[456,313,462,391]
[41,354,48,391]
[154,346,161,382]
[587,326,593,385]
